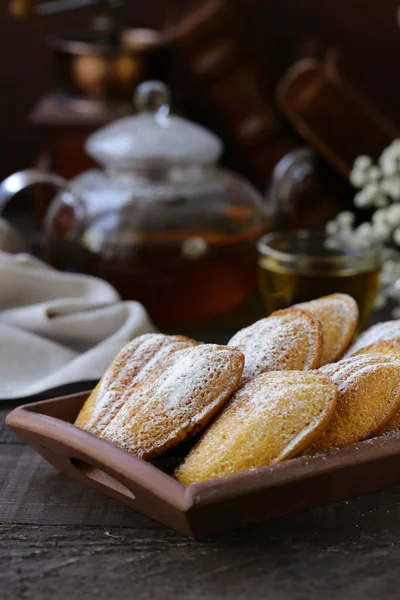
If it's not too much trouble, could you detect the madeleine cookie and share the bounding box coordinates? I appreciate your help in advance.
[75,333,198,435]
[228,307,323,385]
[346,320,400,357]
[363,343,400,433]
[303,354,400,454]
[382,411,400,434]
[175,371,337,485]
[352,340,400,360]
[295,293,358,365]
[100,344,244,460]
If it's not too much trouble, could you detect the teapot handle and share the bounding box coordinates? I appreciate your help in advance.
[265,147,315,227]
[0,169,86,221]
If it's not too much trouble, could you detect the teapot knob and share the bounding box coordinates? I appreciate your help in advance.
[134,80,171,117]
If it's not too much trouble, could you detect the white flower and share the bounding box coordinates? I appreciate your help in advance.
[374,194,389,208]
[346,144,400,317]
[388,203,400,216]
[351,223,375,248]
[354,155,373,171]
[380,158,397,177]
[326,220,338,235]
[374,293,387,310]
[372,208,389,225]
[391,283,400,300]
[387,204,400,226]
[381,271,395,286]
[336,211,355,228]
[383,260,397,274]
[382,247,398,262]
[366,165,381,182]
[352,237,371,249]
[382,261,400,288]
[381,175,400,200]
[350,156,373,188]
[372,208,389,223]
[354,190,370,207]
[356,222,373,238]
[354,183,385,208]
[350,168,369,188]
[324,237,340,250]
[372,220,391,241]
[379,141,400,176]
[393,228,400,247]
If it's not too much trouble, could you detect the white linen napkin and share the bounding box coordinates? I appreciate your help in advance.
[0,250,156,399]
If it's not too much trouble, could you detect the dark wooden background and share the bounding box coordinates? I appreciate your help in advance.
[1,0,400,181]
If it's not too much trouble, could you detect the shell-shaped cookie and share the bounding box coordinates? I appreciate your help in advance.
[304,354,400,453]
[228,307,323,385]
[382,411,400,434]
[358,343,400,434]
[295,293,358,365]
[175,370,337,485]
[346,320,400,357]
[352,340,400,360]
[75,333,198,435]
[100,344,244,460]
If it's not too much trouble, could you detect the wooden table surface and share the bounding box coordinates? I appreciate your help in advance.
[2,312,400,600]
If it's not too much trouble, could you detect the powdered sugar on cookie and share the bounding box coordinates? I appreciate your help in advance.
[304,353,400,453]
[175,370,337,484]
[228,307,323,384]
[101,344,244,459]
[296,293,358,364]
[346,320,400,357]
[76,333,197,435]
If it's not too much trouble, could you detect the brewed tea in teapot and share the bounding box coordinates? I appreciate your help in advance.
[0,81,268,326]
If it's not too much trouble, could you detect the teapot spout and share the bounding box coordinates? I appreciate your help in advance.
[0,169,69,214]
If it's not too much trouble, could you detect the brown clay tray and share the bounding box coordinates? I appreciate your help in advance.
[6,391,400,539]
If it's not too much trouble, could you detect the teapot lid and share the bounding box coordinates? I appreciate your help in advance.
[86,81,223,170]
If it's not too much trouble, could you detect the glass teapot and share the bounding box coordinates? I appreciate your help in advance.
[0,81,268,326]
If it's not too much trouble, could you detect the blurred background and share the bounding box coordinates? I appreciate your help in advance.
[1,0,399,331]
[2,0,400,182]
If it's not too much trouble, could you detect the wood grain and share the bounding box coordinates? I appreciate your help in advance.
[0,405,23,443]
[1,508,400,600]
[0,445,156,529]
[2,442,400,599]
[1,308,399,599]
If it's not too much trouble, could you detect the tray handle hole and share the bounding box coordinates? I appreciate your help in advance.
[70,457,135,500]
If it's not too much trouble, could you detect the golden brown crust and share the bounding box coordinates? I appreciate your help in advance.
[175,370,337,485]
[361,343,400,433]
[228,307,323,385]
[303,354,400,454]
[295,293,358,365]
[346,320,400,357]
[74,333,198,434]
[100,344,244,460]
[382,411,400,434]
[352,340,400,360]
[74,379,103,430]
[75,298,400,478]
